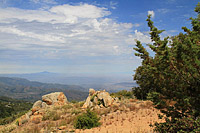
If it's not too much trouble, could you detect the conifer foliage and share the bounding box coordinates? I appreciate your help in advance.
[133,2,200,132]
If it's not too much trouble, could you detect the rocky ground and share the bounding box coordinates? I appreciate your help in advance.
[0,90,164,133]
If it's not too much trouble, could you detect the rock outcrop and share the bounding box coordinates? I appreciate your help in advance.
[17,92,68,126]
[82,89,114,108]
[42,92,68,105]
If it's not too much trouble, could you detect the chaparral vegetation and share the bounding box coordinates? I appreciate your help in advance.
[133,2,200,132]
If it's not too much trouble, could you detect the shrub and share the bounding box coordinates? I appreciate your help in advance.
[154,117,200,132]
[74,109,100,129]
[79,101,85,107]
[133,2,200,132]
[63,104,73,110]
[71,109,81,115]
[42,110,60,121]
[111,90,134,99]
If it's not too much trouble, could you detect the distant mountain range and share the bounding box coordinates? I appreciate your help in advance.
[0,77,88,102]
[0,71,137,91]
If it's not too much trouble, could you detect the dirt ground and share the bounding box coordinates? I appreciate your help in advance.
[76,102,164,133]
[0,100,164,133]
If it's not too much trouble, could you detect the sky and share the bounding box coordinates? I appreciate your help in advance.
[0,0,198,76]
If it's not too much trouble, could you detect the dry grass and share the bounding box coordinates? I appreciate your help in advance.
[1,99,164,133]
[0,123,17,133]
[75,100,164,133]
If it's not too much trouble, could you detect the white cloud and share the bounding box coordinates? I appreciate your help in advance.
[110,1,118,9]
[126,30,151,45]
[0,3,151,59]
[30,0,57,4]
[0,4,110,24]
[132,23,140,27]
[0,26,65,43]
[157,8,170,14]
[50,4,110,19]
[148,10,155,18]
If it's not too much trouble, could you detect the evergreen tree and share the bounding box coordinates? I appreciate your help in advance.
[133,2,200,132]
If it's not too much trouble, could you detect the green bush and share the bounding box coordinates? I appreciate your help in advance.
[74,109,100,129]
[42,110,60,121]
[147,92,161,104]
[132,87,147,100]
[71,109,81,115]
[111,90,133,99]
[133,2,200,132]
[0,96,32,125]
[154,117,200,132]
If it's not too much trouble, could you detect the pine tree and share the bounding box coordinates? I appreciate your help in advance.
[133,2,200,132]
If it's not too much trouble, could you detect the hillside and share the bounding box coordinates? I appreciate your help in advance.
[0,96,32,125]
[0,90,164,133]
[0,72,136,91]
[0,77,88,102]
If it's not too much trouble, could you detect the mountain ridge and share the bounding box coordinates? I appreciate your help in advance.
[0,77,88,102]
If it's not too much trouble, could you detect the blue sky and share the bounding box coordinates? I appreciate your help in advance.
[0,0,198,76]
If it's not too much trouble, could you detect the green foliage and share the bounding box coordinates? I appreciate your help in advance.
[71,109,81,115]
[132,87,148,100]
[111,90,134,99]
[74,109,100,129]
[133,2,200,132]
[154,117,200,132]
[0,96,32,125]
[147,92,160,104]
[79,101,85,107]
[42,110,60,121]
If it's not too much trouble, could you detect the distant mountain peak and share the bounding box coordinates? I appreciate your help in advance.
[39,71,51,74]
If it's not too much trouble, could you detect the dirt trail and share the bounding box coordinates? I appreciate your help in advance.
[76,106,164,133]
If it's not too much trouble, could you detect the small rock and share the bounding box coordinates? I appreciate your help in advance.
[58,126,67,130]
[82,96,91,108]
[33,111,39,115]
[115,97,120,103]
[89,88,95,96]
[93,96,98,104]
[42,102,47,108]
[100,104,104,108]
[30,115,43,124]
[94,105,100,109]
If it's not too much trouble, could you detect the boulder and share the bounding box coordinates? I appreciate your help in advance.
[82,89,114,108]
[42,92,67,105]
[18,113,30,126]
[32,100,42,108]
[82,96,92,108]
[97,91,113,107]
[32,100,42,114]
[17,92,68,126]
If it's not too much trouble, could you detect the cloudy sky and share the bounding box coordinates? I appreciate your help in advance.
[0,0,198,75]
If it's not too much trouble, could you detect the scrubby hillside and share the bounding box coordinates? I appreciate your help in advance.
[0,90,164,133]
[0,77,88,101]
[0,96,32,125]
